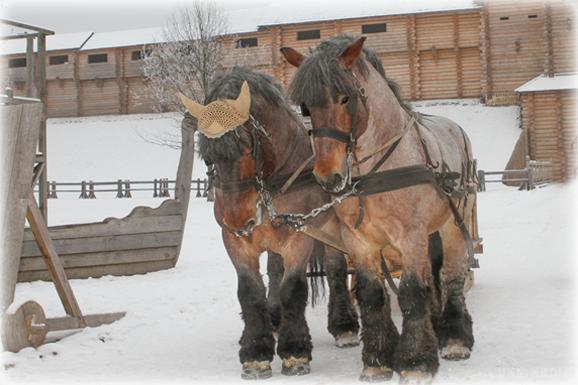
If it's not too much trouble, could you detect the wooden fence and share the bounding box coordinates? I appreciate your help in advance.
[36,178,209,199]
[478,157,553,191]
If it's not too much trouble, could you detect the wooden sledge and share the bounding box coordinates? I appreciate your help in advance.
[17,119,195,282]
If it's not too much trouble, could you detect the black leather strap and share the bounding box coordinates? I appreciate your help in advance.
[310,128,351,143]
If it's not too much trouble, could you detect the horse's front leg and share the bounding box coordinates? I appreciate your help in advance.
[395,226,440,383]
[266,251,284,335]
[324,245,360,347]
[277,234,314,376]
[223,231,275,380]
[341,229,399,381]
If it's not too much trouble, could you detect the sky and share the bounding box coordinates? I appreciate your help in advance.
[0,0,477,35]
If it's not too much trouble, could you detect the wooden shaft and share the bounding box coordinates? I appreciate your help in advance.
[26,190,85,322]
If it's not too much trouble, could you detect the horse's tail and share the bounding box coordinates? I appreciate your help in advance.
[308,240,326,307]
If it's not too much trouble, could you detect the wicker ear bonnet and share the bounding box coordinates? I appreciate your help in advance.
[177,81,251,138]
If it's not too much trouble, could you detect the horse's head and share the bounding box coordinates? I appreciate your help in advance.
[179,78,275,237]
[282,36,371,193]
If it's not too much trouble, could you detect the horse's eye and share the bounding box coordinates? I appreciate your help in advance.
[340,95,350,105]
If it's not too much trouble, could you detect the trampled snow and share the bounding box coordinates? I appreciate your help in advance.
[1,100,576,384]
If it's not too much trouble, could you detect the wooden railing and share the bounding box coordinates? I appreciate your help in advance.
[477,157,553,191]
[36,178,210,199]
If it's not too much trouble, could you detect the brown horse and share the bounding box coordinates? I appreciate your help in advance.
[282,36,477,382]
[179,67,359,379]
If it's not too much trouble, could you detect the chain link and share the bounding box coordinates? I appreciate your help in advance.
[257,173,358,230]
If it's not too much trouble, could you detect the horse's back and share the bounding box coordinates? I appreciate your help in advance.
[417,113,473,170]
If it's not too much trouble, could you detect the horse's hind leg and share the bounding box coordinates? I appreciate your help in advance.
[266,251,284,335]
[324,246,360,348]
[277,236,314,376]
[437,217,474,361]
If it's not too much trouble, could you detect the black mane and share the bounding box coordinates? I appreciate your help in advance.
[194,67,291,164]
[288,35,411,112]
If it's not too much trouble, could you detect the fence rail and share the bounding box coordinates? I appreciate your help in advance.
[477,157,552,192]
[36,178,210,199]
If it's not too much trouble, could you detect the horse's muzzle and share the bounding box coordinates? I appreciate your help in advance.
[317,171,348,193]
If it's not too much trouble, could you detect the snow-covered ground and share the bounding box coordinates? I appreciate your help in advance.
[2,101,576,384]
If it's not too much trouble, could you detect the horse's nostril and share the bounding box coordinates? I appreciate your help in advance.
[325,173,343,191]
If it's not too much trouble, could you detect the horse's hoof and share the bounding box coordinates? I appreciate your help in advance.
[359,366,393,382]
[241,361,272,380]
[441,340,471,361]
[281,356,310,376]
[335,331,360,348]
[399,370,433,385]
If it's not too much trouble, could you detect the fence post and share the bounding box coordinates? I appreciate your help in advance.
[88,180,96,199]
[161,178,169,197]
[116,179,124,198]
[477,170,486,192]
[153,179,158,198]
[202,179,208,198]
[48,181,58,199]
[124,180,132,198]
[195,178,202,197]
[79,181,88,199]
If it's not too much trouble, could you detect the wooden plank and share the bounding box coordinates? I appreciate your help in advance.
[26,191,84,319]
[26,36,35,97]
[22,214,182,241]
[36,33,48,220]
[46,312,125,332]
[21,230,182,258]
[1,102,42,314]
[18,259,176,282]
[19,246,178,272]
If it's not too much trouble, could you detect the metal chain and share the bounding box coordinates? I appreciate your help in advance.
[258,178,359,230]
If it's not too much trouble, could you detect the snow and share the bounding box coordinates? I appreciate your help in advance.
[515,73,578,93]
[1,100,577,384]
[0,0,478,55]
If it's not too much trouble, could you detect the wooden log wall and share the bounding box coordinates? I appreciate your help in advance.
[0,3,575,117]
[485,0,576,103]
[521,89,577,182]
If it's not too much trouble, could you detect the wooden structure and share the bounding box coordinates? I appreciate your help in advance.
[1,1,575,118]
[1,19,53,218]
[1,93,124,353]
[0,20,196,282]
[514,73,577,182]
[17,122,195,282]
[484,0,576,104]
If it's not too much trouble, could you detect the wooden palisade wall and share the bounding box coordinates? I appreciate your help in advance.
[1,1,575,117]
[485,0,576,103]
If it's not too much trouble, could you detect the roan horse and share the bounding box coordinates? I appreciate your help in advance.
[178,67,359,379]
[282,36,478,382]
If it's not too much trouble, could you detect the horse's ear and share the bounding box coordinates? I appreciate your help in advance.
[280,47,305,67]
[339,37,366,68]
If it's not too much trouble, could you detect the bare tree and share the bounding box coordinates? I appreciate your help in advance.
[142,0,229,115]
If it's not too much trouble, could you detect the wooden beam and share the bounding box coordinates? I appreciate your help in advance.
[453,14,463,98]
[480,8,492,99]
[36,34,48,220]
[407,15,418,101]
[0,19,54,35]
[46,312,125,332]
[0,32,40,41]
[25,36,35,97]
[26,191,84,322]
[543,2,554,76]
